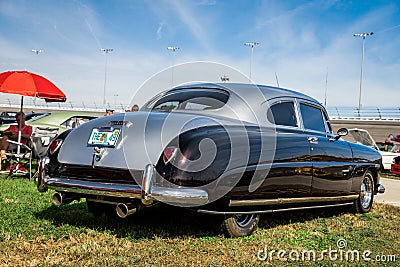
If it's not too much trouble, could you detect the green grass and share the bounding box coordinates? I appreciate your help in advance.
[1,175,399,266]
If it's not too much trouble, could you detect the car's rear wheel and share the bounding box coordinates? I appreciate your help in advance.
[86,199,115,217]
[220,213,260,237]
[353,170,374,213]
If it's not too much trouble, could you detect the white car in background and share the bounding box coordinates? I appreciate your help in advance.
[348,128,399,171]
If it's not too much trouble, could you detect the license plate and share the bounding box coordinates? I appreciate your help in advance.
[88,127,121,147]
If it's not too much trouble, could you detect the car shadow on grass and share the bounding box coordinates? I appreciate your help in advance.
[35,199,353,239]
[35,201,221,239]
[258,205,352,229]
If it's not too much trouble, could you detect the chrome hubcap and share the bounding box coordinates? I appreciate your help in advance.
[361,176,373,209]
[235,214,254,227]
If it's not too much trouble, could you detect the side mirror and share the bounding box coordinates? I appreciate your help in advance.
[330,128,348,142]
[337,128,348,137]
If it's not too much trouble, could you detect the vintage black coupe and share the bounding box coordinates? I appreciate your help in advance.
[37,83,385,237]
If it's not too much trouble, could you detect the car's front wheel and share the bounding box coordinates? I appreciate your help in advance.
[353,170,374,213]
[220,213,260,237]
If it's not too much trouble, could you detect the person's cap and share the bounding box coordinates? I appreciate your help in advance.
[106,107,114,111]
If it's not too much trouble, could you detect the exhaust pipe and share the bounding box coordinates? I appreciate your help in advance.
[52,192,79,206]
[116,203,137,218]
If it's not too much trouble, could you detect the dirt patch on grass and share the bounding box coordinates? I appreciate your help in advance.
[0,230,261,266]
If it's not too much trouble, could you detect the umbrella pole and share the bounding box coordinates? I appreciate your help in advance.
[17,96,23,154]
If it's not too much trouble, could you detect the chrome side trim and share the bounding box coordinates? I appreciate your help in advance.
[229,195,358,207]
[198,202,354,215]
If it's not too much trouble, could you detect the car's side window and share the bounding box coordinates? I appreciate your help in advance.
[299,103,326,132]
[267,101,298,127]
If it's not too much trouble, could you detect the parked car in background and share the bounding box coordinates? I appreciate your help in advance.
[25,112,47,121]
[347,128,399,171]
[25,111,100,133]
[0,111,17,125]
[0,111,100,134]
[0,111,100,159]
[38,83,384,237]
[0,111,46,125]
[391,156,400,175]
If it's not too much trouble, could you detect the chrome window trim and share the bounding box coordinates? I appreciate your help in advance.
[265,97,300,129]
[296,100,332,135]
[143,87,230,111]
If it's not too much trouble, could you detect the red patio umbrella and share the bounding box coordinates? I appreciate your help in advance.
[0,70,66,102]
[0,70,67,153]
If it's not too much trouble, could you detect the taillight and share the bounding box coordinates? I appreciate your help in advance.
[49,139,63,155]
[163,146,177,164]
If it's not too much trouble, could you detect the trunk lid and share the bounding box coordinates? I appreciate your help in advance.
[57,111,245,170]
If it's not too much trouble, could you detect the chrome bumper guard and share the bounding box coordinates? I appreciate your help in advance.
[377,184,385,194]
[42,163,209,206]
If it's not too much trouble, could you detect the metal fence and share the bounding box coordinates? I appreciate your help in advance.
[326,107,400,119]
[0,97,129,112]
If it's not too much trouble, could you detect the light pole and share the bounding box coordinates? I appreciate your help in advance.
[114,93,118,110]
[31,49,44,106]
[353,32,373,117]
[100,48,113,109]
[167,46,180,87]
[244,42,260,80]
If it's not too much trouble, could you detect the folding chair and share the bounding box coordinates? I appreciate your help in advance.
[1,126,59,180]
[30,126,59,158]
[0,139,33,179]
[27,126,59,180]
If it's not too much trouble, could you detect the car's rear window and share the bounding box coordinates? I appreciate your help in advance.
[146,88,230,112]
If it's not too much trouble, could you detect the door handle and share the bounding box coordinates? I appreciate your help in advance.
[308,137,318,144]
[342,166,354,174]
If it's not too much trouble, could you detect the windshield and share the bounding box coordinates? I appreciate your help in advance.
[145,88,230,112]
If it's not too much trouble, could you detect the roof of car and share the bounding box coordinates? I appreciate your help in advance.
[173,83,319,103]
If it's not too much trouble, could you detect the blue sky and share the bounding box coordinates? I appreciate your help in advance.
[0,0,399,108]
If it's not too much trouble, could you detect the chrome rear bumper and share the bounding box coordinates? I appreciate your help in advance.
[42,163,209,206]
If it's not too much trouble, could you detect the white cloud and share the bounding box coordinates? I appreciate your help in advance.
[156,22,165,40]
[168,0,214,52]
